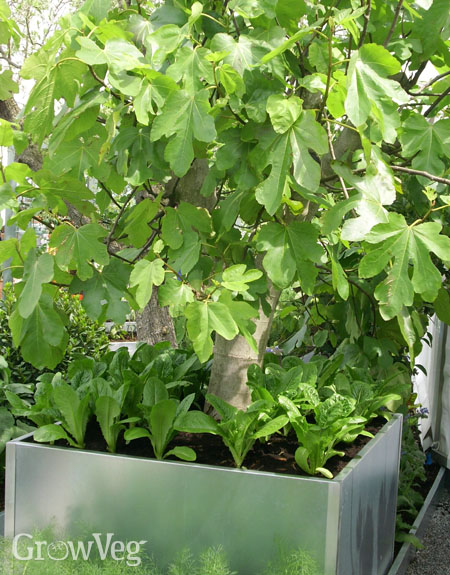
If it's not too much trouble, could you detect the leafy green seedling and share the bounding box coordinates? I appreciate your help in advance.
[279,395,370,479]
[175,394,288,468]
[124,383,196,461]
[34,382,91,449]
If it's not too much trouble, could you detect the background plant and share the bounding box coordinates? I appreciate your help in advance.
[0,286,109,383]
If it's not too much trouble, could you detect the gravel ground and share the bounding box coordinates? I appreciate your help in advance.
[405,470,450,575]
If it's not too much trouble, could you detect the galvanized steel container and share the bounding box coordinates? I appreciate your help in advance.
[5,414,402,575]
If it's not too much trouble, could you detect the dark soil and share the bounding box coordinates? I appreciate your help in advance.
[24,417,386,478]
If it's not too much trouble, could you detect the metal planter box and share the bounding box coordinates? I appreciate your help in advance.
[5,414,402,575]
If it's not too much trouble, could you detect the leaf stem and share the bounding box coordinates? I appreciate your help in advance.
[324,115,349,199]
[88,66,121,101]
[431,204,450,213]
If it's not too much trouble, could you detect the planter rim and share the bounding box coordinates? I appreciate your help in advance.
[7,414,402,484]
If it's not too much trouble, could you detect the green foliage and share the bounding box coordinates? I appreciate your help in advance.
[1,0,448,373]
[395,399,429,545]
[7,344,209,455]
[175,395,288,468]
[124,388,197,461]
[247,357,405,477]
[0,534,316,575]
[0,286,109,384]
[33,380,91,448]
[261,546,318,575]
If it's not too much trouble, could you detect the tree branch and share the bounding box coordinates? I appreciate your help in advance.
[0,48,20,69]
[99,182,122,209]
[392,165,450,185]
[424,85,450,117]
[106,187,139,250]
[384,0,404,47]
[358,0,371,48]
[317,21,334,122]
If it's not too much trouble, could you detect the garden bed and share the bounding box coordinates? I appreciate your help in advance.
[5,415,402,575]
[26,416,387,479]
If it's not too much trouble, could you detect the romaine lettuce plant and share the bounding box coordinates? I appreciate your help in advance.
[124,378,196,461]
[33,382,91,449]
[175,394,288,468]
[279,395,370,479]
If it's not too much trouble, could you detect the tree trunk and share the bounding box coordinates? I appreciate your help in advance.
[206,128,362,410]
[207,287,280,410]
[136,286,178,347]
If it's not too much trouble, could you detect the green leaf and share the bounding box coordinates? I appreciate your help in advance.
[165,446,196,461]
[0,118,14,147]
[211,33,259,75]
[259,25,315,64]
[143,378,169,407]
[360,213,450,320]
[229,0,277,19]
[0,70,18,100]
[46,137,104,179]
[0,183,17,211]
[185,301,239,362]
[34,424,71,444]
[345,44,408,129]
[329,247,349,301]
[266,94,302,134]
[95,396,122,452]
[149,399,177,459]
[256,223,296,288]
[290,110,328,191]
[9,293,67,370]
[130,259,166,309]
[221,264,263,292]
[18,251,54,319]
[168,231,201,275]
[0,238,18,264]
[253,415,289,439]
[323,151,396,240]
[71,259,131,324]
[217,64,245,96]
[435,288,450,325]
[256,222,322,289]
[255,130,291,216]
[254,108,328,214]
[276,0,307,32]
[50,224,109,281]
[151,89,216,177]
[23,69,57,145]
[175,410,220,434]
[53,384,90,447]
[76,37,145,71]
[124,427,151,441]
[133,71,178,124]
[166,46,214,93]
[158,278,195,315]
[397,306,418,363]
[123,198,160,248]
[400,115,450,176]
